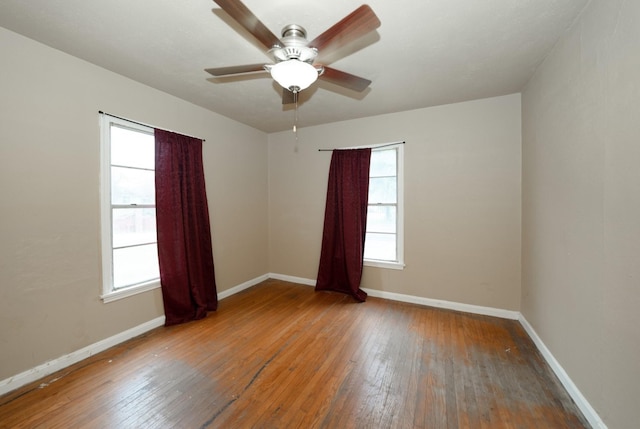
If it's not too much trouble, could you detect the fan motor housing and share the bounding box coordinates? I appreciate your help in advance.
[272,24,317,63]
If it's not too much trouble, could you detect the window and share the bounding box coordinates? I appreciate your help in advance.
[100,115,160,302]
[364,145,404,269]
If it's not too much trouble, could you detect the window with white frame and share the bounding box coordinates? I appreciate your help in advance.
[364,145,404,269]
[100,115,160,302]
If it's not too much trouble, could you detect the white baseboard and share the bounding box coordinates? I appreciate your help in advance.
[268,272,316,287]
[267,273,519,320]
[518,315,607,429]
[362,288,520,320]
[0,273,270,397]
[217,273,270,300]
[0,316,165,396]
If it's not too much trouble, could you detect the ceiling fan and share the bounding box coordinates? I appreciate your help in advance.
[205,0,381,104]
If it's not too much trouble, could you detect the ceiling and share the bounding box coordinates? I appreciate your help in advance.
[0,0,588,133]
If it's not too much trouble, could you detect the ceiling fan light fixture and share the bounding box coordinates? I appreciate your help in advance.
[269,60,319,92]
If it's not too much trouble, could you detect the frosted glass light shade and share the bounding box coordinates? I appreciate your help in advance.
[270,60,318,92]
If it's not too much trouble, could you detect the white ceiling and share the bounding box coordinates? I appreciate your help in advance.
[0,0,588,133]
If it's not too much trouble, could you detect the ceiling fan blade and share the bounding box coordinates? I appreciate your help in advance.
[205,64,267,77]
[282,88,296,105]
[319,66,372,92]
[213,0,282,51]
[308,5,381,56]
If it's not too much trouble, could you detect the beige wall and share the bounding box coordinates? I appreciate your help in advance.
[0,27,268,380]
[521,1,640,427]
[269,94,522,310]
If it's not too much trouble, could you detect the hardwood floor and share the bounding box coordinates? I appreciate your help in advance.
[0,280,589,428]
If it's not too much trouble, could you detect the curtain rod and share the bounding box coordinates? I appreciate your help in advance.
[318,141,405,152]
[98,111,206,142]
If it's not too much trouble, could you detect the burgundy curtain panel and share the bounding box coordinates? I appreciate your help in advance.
[316,148,372,302]
[155,129,217,326]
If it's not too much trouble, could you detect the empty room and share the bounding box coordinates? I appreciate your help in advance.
[0,0,638,428]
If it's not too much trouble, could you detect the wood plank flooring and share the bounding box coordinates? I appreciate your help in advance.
[0,280,589,428]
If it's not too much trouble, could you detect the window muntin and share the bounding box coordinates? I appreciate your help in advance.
[364,146,404,269]
[100,115,160,301]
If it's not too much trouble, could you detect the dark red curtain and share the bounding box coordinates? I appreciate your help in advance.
[316,148,371,302]
[155,129,217,326]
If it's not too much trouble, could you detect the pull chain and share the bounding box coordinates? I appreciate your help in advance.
[293,90,299,152]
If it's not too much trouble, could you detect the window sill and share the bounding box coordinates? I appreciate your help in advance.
[364,260,405,270]
[101,280,161,303]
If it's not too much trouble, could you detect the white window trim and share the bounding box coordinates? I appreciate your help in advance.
[99,114,160,303]
[101,280,160,303]
[343,142,405,270]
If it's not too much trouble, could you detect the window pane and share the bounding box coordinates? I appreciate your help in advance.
[370,149,396,177]
[113,244,159,289]
[111,125,155,169]
[113,208,157,248]
[364,233,397,261]
[367,205,396,233]
[368,177,396,204]
[111,166,155,205]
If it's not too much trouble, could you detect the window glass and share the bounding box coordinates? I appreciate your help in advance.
[368,177,396,204]
[366,206,396,233]
[113,244,160,289]
[364,233,397,261]
[111,126,155,169]
[370,150,396,176]
[111,167,155,205]
[112,208,157,248]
